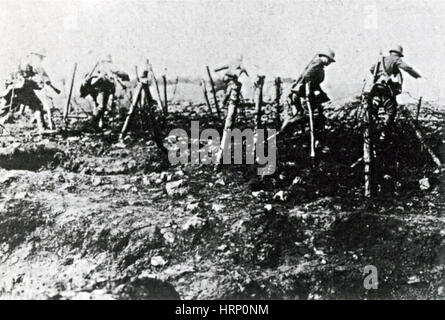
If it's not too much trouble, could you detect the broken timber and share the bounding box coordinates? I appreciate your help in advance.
[206,66,221,120]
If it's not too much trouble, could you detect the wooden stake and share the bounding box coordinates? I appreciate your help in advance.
[206,66,221,120]
[400,104,442,168]
[254,75,265,130]
[147,59,164,113]
[63,62,77,124]
[304,84,316,159]
[363,96,373,198]
[171,77,179,102]
[162,74,168,114]
[119,83,143,140]
[415,96,422,124]
[201,79,213,114]
[135,66,140,82]
[274,77,282,126]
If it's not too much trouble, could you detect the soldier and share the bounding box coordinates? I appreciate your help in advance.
[214,56,249,165]
[80,55,129,130]
[367,45,421,140]
[0,51,57,132]
[280,49,336,151]
[20,50,60,129]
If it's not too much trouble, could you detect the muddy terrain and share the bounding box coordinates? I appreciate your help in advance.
[0,95,444,300]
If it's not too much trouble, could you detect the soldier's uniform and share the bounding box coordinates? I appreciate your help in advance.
[367,45,421,139]
[282,50,335,143]
[81,55,127,129]
[0,59,53,132]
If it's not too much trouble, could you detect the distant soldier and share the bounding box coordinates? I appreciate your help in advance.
[80,55,129,130]
[0,50,58,132]
[214,56,249,165]
[367,45,421,140]
[280,49,336,150]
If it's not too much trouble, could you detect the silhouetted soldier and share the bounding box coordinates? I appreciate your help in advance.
[367,45,421,140]
[0,50,58,132]
[80,55,129,130]
[281,49,336,151]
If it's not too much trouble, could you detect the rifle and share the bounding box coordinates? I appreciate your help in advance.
[290,53,319,93]
[86,61,99,79]
[47,83,61,95]
[63,62,78,123]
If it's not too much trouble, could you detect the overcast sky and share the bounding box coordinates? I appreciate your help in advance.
[1,0,444,100]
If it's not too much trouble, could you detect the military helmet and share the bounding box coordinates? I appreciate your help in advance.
[389,45,404,57]
[29,48,47,59]
[319,49,336,62]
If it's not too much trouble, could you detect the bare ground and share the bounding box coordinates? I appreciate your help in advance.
[0,99,444,300]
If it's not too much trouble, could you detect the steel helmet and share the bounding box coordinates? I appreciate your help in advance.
[29,49,47,59]
[389,45,404,57]
[319,49,336,62]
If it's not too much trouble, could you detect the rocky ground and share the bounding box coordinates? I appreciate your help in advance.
[0,96,444,300]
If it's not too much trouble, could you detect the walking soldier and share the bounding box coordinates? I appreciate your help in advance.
[280,49,336,152]
[0,50,58,132]
[366,45,421,140]
[80,55,129,130]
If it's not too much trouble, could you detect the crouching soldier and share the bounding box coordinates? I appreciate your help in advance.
[214,56,249,166]
[80,55,128,130]
[366,45,421,140]
[280,49,336,152]
[0,57,56,133]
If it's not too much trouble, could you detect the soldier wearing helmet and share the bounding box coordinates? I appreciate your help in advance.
[281,49,336,152]
[368,45,421,140]
[0,50,56,132]
[81,55,129,130]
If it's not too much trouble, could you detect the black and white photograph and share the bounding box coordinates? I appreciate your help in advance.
[0,0,444,304]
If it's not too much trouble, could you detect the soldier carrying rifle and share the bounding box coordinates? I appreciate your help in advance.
[280,49,336,154]
[366,45,421,141]
[0,50,58,133]
[80,54,129,130]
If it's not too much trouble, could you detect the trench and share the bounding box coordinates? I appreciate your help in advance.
[0,144,63,171]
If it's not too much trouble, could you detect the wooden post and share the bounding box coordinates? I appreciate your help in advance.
[162,74,168,114]
[135,66,140,82]
[304,84,316,159]
[63,62,78,124]
[254,75,265,130]
[400,104,442,168]
[119,83,143,140]
[201,79,213,114]
[206,66,221,120]
[147,59,165,113]
[274,77,282,126]
[363,96,373,198]
[415,96,422,124]
[171,77,179,102]
[142,84,168,155]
